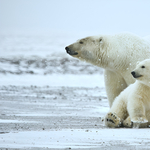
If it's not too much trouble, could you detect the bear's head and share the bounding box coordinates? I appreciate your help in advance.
[131,59,150,86]
[65,36,105,66]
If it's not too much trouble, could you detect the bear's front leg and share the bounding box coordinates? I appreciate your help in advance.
[104,70,127,107]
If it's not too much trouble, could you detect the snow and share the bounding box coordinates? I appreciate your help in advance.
[0,74,104,87]
[1,0,150,148]
[1,31,150,149]
[0,119,36,123]
[1,129,150,149]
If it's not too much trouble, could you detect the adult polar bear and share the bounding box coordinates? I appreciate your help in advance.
[65,33,150,107]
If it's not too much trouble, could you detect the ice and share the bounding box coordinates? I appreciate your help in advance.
[0,74,104,87]
[0,119,36,123]
[1,129,150,149]
[1,0,150,148]
[0,31,150,149]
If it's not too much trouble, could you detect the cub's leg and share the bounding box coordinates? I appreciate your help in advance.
[127,99,148,124]
[105,112,121,128]
[105,96,128,128]
[123,116,133,128]
[123,116,148,128]
[104,70,127,107]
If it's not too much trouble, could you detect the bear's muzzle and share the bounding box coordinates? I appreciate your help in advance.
[65,47,78,55]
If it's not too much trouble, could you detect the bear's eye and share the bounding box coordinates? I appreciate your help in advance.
[79,41,83,44]
[99,38,103,43]
[141,66,145,68]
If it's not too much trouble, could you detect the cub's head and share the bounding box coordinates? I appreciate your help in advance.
[65,36,104,64]
[131,59,150,85]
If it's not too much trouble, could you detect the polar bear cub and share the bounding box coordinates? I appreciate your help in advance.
[105,59,150,128]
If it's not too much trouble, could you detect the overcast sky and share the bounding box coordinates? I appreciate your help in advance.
[1,0,150,36]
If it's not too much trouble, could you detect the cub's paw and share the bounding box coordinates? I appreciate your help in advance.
[123,117,133,128]
[131,116,148,123]
[105,112,121,128]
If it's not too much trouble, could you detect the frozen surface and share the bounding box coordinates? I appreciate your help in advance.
[1,32,150,150]
[0,74,104,87]
[2,129,150,149]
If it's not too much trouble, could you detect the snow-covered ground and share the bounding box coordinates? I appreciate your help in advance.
[1,32,150,150]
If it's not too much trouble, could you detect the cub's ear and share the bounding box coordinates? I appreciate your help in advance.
[136,61,141,65]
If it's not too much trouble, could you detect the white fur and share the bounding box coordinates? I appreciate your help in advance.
[66,33,150,107]
[105,59,150,128]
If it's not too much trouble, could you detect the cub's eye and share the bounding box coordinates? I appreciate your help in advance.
[79,41,83,44]
[141,66,145,68]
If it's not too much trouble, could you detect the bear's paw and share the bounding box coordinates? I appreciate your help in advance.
[131,116,148,123]
[105,112,121,128]
[123,117,133,128]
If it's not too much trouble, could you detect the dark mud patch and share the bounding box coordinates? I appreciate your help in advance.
[0,132,9,134]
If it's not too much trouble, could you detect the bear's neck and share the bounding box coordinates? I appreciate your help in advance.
[95,53,124,71]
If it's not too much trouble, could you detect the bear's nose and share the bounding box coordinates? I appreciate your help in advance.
[65,47,70,54]
[65,46,78,55]
[131,71,135,76]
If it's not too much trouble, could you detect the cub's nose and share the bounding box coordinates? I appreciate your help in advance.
[131,71,135,77]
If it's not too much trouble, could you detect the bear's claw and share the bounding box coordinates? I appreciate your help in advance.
[107,118,115,124]
[105,112,121,128]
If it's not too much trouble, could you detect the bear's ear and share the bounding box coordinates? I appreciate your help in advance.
[99,38,103,43]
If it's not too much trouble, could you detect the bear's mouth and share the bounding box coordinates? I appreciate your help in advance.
[131,71,143,78]
[65,47,78,56]
[133,75,143,78]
